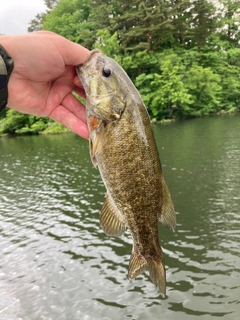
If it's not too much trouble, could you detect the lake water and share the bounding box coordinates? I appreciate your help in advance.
[0,113,239,320]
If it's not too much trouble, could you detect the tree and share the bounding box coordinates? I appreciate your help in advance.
[135,51,192,119]
[186,0,219,49]
[41,0,95,47]
[170,0,193,47]
[45,0,59,9]
[91,0,194,52]
[185,65,222,116]
[28,0,60,32]
[1,0,239,136]
[93,29,120,58]
[218,0,240,47]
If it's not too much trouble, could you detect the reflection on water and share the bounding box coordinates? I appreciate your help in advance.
[0,114,240,320]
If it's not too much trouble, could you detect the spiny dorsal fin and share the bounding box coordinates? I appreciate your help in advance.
[158,176,176,232]
[100,193,126,237]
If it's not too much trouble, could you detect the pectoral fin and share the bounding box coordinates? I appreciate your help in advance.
[100,194,126,237]
[158,177,176,232]
[89,136,101,167]
[89,116,104,167]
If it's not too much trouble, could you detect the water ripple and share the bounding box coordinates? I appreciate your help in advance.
[0,116,240,319]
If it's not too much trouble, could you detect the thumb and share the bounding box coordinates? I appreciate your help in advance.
[57,36,90,66]
[33,31,90,66]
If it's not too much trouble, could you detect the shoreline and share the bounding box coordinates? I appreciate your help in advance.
[0,109,239,138]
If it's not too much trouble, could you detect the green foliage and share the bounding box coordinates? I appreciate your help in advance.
[0,109,68,136]
[135,53,192,120]
[3,0,239,136]
[28,0,59,32]
[217,65,240,111]
[188,0,218,49]
[0,109,33,135]
[42,0,94,47]
[218,0,240,47]
[42,121,70,134]
[93,30,120,58]
[185,65,222,116]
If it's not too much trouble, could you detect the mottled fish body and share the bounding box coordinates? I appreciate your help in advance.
[76,50,176,297]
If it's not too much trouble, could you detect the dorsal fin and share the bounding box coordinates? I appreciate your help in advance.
[158,176,176,232]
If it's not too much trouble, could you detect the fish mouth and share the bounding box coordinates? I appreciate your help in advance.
[76,49,103,79]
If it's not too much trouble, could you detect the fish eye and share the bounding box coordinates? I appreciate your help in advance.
[102,67,112,78]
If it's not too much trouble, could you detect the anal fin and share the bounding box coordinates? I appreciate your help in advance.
[100,194,126,237]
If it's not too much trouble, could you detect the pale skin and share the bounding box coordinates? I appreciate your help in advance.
[0,31,89,139]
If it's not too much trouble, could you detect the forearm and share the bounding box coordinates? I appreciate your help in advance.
[0,40,14,111]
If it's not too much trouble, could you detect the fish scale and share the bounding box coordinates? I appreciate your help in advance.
[76,49,176,297]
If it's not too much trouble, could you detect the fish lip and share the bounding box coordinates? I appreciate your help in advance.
[75,64,83,79]
[84,49,103,64]
[76,49,103,70]
[76,49,103,82]
[76,63,83,69]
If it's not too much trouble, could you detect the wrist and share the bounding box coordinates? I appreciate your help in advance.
[0,41,14,111]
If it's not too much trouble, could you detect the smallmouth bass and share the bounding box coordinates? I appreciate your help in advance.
[76,49,176,297]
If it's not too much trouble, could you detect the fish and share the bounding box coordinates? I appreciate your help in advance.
[76,49,176,297]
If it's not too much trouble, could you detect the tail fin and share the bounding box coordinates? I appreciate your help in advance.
[128,250,166,297]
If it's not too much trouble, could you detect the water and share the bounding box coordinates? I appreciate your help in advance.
[0,113,239,320]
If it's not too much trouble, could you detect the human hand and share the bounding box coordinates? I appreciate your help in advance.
[0,31,89,139]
